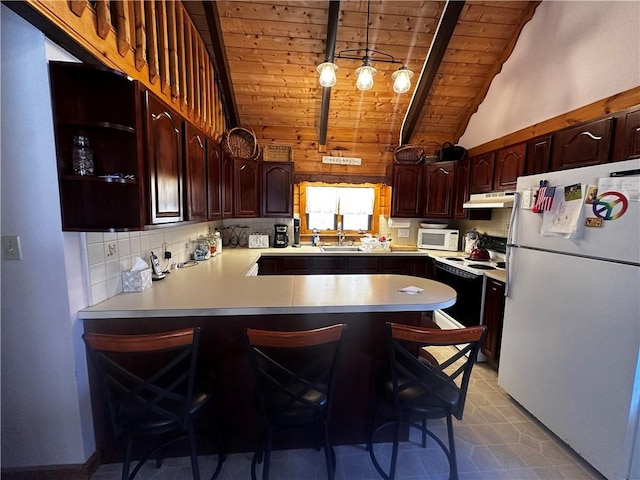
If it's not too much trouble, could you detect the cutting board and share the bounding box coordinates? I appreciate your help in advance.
[390,244,419,252]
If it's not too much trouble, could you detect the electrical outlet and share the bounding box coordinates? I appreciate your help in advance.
[2,235,23,261]
[398,228,410,238]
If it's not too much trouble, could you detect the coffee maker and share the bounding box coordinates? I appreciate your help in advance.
[274,224,288,248]
[292,218,301,247]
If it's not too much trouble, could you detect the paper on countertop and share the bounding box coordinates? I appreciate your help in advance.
[398,286,424,295]
[130,256,149,272]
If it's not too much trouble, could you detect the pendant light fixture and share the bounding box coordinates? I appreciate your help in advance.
[317,0,414,93]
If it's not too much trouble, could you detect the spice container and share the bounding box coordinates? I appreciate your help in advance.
[71,135,94,175]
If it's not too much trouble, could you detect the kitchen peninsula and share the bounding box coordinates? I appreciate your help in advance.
[80,247,456,456]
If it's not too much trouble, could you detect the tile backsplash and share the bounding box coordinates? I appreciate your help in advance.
[84,218,293,306]
[85,222,217,306]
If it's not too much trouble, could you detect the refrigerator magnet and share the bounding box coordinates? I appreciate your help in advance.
[585,217,603,227]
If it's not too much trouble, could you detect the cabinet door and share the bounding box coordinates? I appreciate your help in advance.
[261,162,293,217]
[453,159,470,219]
[550,117,614,171]
[222,152,234,218]
[258,257,282,275]
[345,256,380,273]
[470,152,495,193]
[526,135,552,175]
[146,93,183,224]
[184,123,207,221]
[234,158,260,217]
[207,140,222,220]
[423,162,455,218]
[494,143,526,191]
[391,165,423,217]
[612,107,640,161]
[481,278,506,365]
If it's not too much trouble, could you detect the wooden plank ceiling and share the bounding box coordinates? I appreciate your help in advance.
[184,1,539,178]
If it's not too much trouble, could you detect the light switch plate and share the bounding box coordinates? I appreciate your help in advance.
[2,235,22,260]
[398,228,410,238]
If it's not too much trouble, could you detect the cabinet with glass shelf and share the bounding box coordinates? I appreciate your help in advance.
[49,61,145,231]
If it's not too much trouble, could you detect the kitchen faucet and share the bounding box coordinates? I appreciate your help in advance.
[337,222,345,246]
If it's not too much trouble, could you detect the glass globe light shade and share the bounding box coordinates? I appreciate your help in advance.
[392,67,414,94]
[317,62,338,88]
[355,64,377,91]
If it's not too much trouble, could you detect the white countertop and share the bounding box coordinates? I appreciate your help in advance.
[79,247,457,319]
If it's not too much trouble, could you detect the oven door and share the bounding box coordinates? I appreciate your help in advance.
[434,262,483,328]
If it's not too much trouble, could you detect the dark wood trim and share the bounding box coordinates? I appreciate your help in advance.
[400,0,465,145]
[318,0,341,149]
[294,173,391,185]
[1,451,100,480]
[201,1,239,128]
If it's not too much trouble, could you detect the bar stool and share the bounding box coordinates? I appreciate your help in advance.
[368,323,486,480]
[244,324,346,480]
[82,327,225,480]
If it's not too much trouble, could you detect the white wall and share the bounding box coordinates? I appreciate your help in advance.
[0,6,92,466]
[459,1,640,148]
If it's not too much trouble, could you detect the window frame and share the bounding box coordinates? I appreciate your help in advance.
[299,181,381,235]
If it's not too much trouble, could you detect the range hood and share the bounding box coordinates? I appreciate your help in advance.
[463,191,516,209]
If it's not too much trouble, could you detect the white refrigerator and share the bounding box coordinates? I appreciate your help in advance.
[498,159,640,480]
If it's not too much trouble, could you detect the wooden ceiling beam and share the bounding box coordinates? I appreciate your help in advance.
[318,0,341,152]
[202,1,239,127]
[400,0,465,146]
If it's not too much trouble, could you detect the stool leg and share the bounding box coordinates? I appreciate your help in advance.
[446,415,458,480]
[421,419,427,448]
[262,427,273,480]
[122,433,134,480]
[188,423,201,480]
[322,419,334,480]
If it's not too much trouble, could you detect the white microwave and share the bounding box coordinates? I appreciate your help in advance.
[417,228,459,251]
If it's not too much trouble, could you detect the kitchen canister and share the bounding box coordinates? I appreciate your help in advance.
[72,135,94,175]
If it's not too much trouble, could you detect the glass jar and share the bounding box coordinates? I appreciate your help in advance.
[72,135,94,175]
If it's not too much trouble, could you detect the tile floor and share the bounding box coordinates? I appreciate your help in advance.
[91,361,606,480]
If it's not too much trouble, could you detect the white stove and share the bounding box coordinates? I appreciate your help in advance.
[431,236,507,361]
[435,255,505,276]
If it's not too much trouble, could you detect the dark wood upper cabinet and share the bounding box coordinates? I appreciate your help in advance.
[526,135,552,175]
[233,158,260,218]
[550,117,614,171]
[49,62,145,231]
[207,140,223,220]
[423,162,455,218]
[222,152,234,218]
[494,143,526,191]
[453,159,470,219]
[183,123,207,221]
[391,165,424,217]
[470,152,495,193]
[261,162,293,217]
[612,106,640,161]
[145,92,183,224]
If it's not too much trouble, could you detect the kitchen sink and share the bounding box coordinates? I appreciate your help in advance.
[320,246,363,252]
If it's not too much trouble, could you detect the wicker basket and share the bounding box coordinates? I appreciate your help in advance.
[222,127,260,160]
[422,142,442,164]
[263,144,293,162]
[393,144,424,164]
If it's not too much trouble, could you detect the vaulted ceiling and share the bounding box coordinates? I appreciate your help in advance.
[184,1,539,176]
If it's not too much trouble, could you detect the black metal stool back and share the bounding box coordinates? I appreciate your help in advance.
[83,327,223,480]
[245,324,346,480]
[369,323,486,480]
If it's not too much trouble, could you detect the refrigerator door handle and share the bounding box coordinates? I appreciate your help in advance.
[505,192,521,298]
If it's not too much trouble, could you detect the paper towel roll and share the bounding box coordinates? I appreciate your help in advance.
[387,218,411,229]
